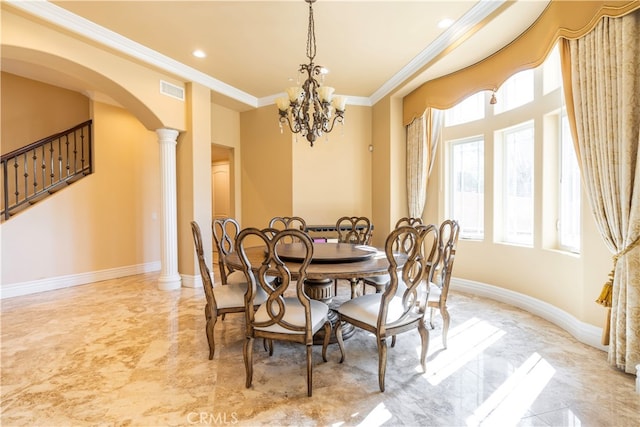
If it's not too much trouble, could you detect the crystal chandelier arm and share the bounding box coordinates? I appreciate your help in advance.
[322,110,345,134]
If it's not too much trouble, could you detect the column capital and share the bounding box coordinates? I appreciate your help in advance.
[156,128,180,144]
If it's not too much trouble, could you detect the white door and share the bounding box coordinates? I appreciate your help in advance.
[212,162,231,220]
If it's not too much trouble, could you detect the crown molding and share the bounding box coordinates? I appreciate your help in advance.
[370,0,507,104]
[8,0,505,110]
[6,0,258,108]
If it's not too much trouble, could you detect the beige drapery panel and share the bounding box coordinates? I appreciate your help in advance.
[406,109,443,218]
[560,10,640,374]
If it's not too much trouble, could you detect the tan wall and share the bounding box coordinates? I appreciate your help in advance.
[240,106,292,229]
[1,101,161,286]
[211,104,241,221]
[2,7,184,131]
[177,83,212,277]
[370,96,408,247]
[239,105,373,231]
[292,105,372,225]
[1,72,90,154]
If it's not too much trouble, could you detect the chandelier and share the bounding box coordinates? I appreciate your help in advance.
[276,0,346,147]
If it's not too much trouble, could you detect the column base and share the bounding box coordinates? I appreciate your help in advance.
[158,274,182,290]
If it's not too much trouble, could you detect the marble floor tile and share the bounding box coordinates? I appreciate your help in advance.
[1,272,638,426]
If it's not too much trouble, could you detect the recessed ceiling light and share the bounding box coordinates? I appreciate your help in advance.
[192,49,206,58]
[438,18,454,29]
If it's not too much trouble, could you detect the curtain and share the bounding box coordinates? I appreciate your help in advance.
[406,109,443,218]
[560,10,640,374]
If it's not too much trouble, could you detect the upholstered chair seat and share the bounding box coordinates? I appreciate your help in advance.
[337,293,423,328]
[214,281,267,309]
[253,298,329,335]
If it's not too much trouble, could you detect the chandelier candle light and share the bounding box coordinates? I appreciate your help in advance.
[276,0,346,147]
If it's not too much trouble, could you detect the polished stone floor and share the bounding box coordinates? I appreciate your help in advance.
[1,270,638,427]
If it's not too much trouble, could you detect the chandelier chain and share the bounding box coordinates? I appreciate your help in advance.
[306,1,316,61]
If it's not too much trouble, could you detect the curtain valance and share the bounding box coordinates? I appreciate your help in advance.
[402,0,640,126]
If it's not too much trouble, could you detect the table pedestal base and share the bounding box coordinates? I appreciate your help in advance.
[304,278,355,345]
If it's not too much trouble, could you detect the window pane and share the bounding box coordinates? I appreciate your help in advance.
[501,124,534,245]
[445,92,485,127]
[559,113,581,252]
[543,43,561,94]
[450,138,484,239]
[495,69,534,114]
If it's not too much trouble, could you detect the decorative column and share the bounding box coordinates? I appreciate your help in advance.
[156,128,182,290]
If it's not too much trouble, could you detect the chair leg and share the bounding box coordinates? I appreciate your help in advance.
[336,321,345,363]
[205,306,217,360]
[262,338,274,355]
[321,321,330,362]
[243,336,254,388]
[390,335,397,347]
[429,307,436,329]
[377,337,388,392]
[441,307,450,349]
[306,344,313,397]
[418,319,430,372]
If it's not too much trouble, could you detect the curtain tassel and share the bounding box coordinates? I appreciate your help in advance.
[595,271,613,308]
[595,236,640,346]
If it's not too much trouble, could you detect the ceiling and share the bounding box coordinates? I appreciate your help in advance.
[5,0,551,112]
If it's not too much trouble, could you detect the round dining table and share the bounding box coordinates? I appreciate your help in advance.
[224,242,407,343]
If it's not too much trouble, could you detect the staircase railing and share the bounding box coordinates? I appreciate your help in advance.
[1,120,93,220]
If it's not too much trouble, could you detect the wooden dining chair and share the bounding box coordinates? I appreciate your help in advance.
[268,216,308,244]
[190,221,268,360]
[212,217,246,286]
[335,216,373,298]
[427,219,460,349]
[336,216,373,245]
[362,217,426,294]
[236,227,340,397]
[335,223,439,392]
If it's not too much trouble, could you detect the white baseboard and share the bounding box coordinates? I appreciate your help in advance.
[0,261,161,299]
[180,274,202,289]
[451,277,607,352]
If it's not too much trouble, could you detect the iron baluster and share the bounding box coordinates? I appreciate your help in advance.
[13,157,18,205]
[49,140,55,186]
[57,137,62,182]
[72,131,78,174]
[80,127,85,173]
[22,153,28,204]
[32,149,38,195]
[86,124,92,174]
[41,144,46,193]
